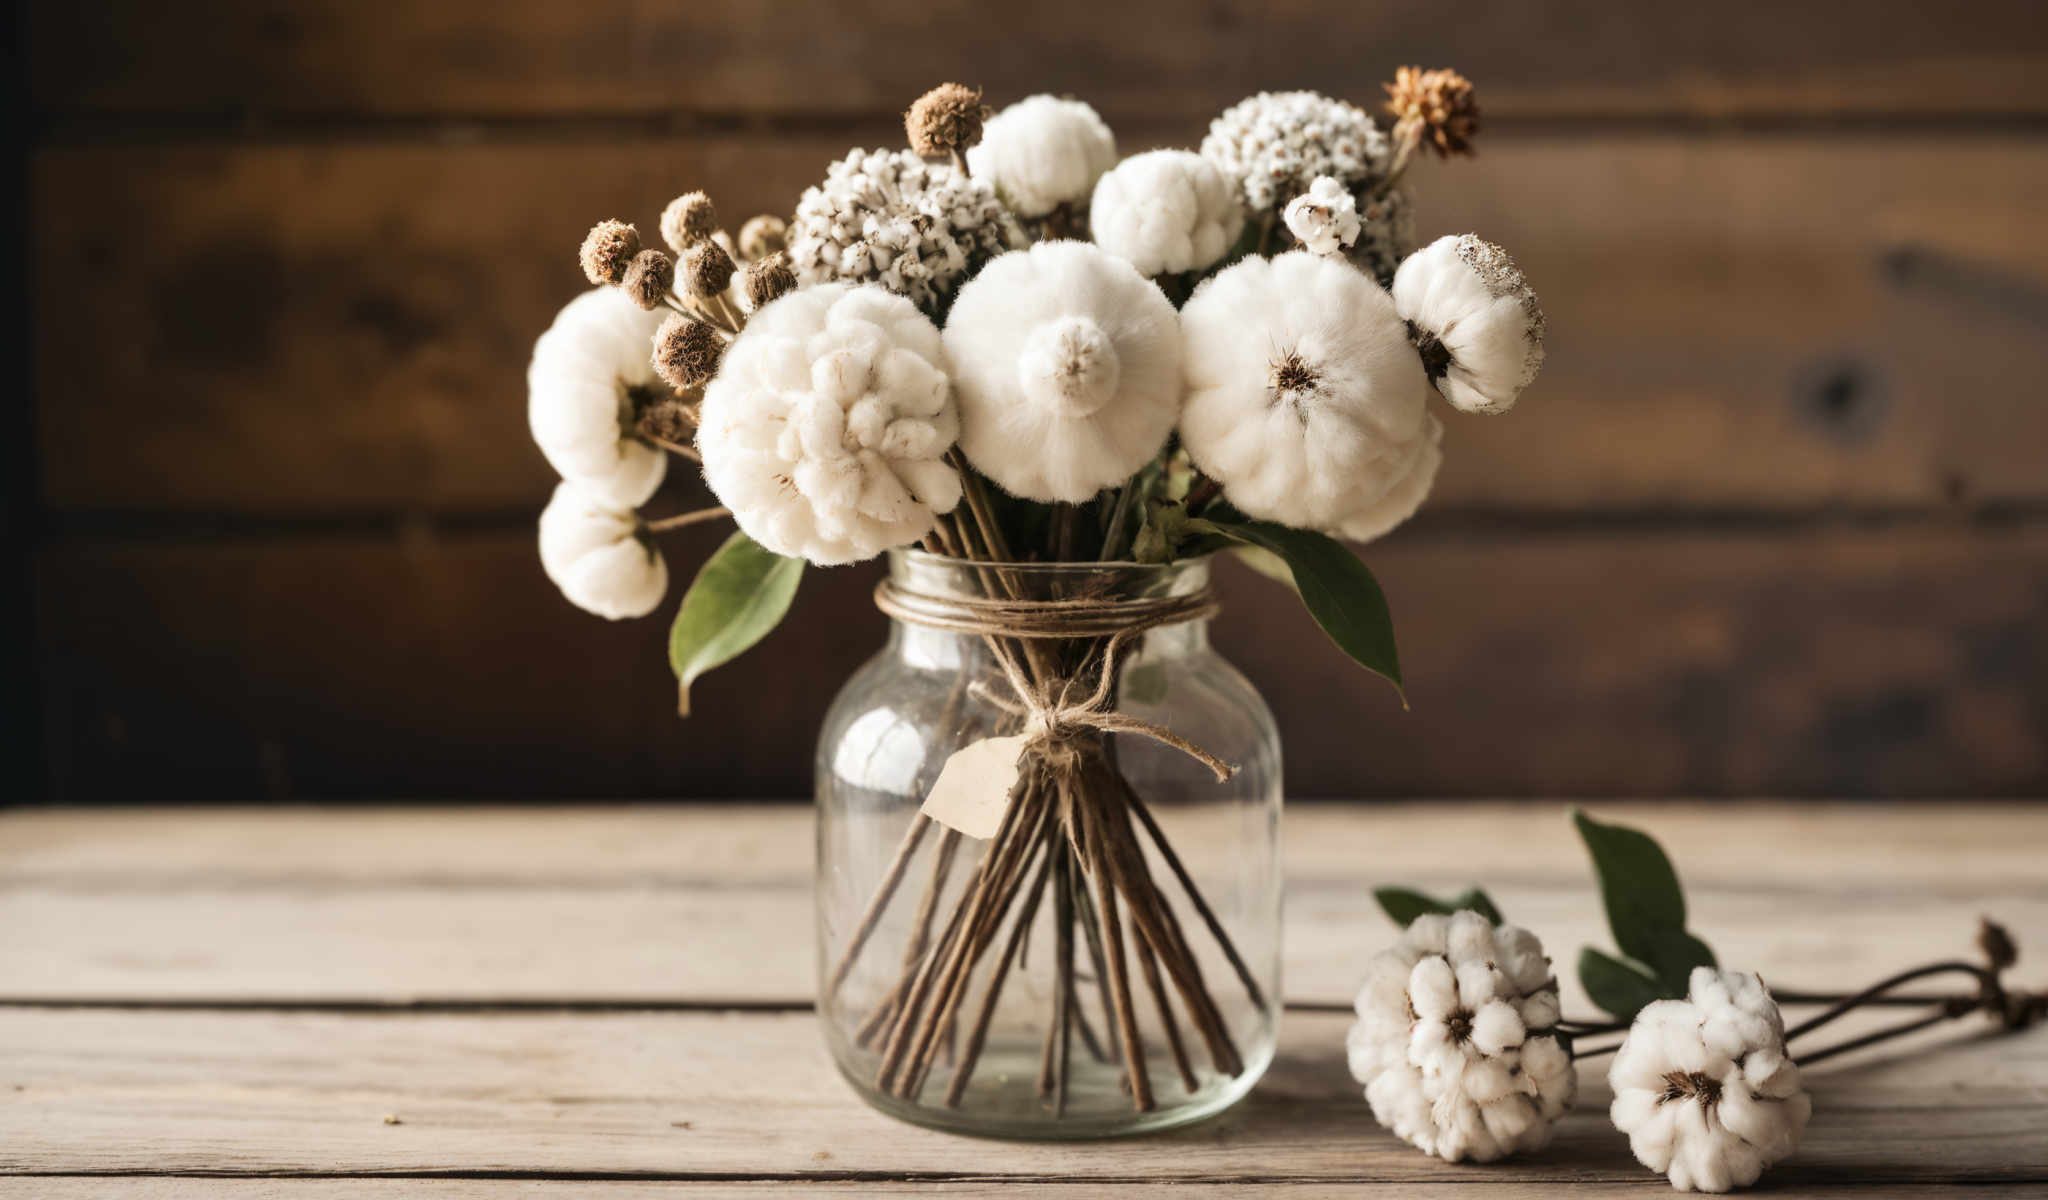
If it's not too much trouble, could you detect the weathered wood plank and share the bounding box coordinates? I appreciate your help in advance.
[31,135,2048,513]
[4,805,2042,1007]
[7,1184,2039,1200]
[30,0,2048,121]
[34,525,2048,800]
[1,1008,2041,1182]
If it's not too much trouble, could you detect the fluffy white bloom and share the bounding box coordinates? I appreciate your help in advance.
[1089,150,1245,277]
[1348,911,1575,1163]
[1611,969,1813,1193]
[697,284,961,565]
[944,242,1180,503]
[1179,252,1441,542]
[1393,234,1547,415]
[1201,90,1390,213]
[789,148,1025,312]
[1282,175,1362,256]
[527,288,670,509]
[967,95,1117,219]
[537,481,667,620]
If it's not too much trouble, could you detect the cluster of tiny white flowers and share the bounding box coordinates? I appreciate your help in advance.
[1611,969,1813,1193]
[1090,150,1246,278]
[1348,911,1577,1163]
[1282,175,1362,257]
[944,242,1181,502]
[967,95,1118,219]
[538,481,668,620]
[1393,234,1547,415]
[696,283,962,565]
[1178,251,1441,543]
[526,287,670,511]
[1200,90,1390,213]
[788,148,1025,312]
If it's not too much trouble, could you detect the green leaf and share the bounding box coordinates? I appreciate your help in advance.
[1227,544,1297,588]
[668,531,804,716]
[1572,808,1717,992]
[1205,520,1403,700]
[1375,886,1504,928]
[1579,946,1668,1022]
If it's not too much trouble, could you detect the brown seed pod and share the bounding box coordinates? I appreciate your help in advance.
[682,240,738,301]
[652,313,724,391]
[905,82,986,159]
[737,214,788,261]
[1384,66,1480,158]
[660,192,719,253]
[622,249,675,311]
[579,219,641,285]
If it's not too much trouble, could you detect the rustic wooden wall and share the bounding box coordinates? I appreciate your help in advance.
[23,1,2048,800]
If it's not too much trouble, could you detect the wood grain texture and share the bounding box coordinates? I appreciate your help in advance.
[5,1186,2037,1200]
[29,0,2048,121]
[34,525,2048,800]
[31,135,2048,513]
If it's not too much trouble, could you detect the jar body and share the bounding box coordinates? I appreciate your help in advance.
[815,551,1282,1138]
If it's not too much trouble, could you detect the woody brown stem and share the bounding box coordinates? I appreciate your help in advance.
[828,814,932,1000]
[1079,780,1154,1112]
[945,820,1058,1108]
[642,506,730,533]
[1124,786,1267,1012]
[1135,920,1199,1094]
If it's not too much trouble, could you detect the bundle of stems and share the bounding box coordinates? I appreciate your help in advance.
[824,463,1266,1114]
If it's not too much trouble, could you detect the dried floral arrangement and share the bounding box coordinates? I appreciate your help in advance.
[527,71,1541,1123]
[1363,810,2041,1192]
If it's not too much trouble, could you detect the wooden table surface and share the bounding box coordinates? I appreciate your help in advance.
[2,802,2044,1197]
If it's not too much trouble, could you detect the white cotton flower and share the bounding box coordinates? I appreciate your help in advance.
[1393,234,1547,415]
[967,95,1118,220]
[1201,90,1390,213]
[788,148,1025,312]
[1282,175,1362,257]
[537,481,668,620]
[943,242,1181,503]
[1348,911,1575,1163]
[1178,252,1441,542]
[527,288,670,509]
[1610,969,1813,1193]
[696,283,961,566]
[1089,150,1245,277]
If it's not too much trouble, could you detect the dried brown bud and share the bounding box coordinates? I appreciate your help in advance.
[1980,917,2018,970]
[737,214,788,261]
[653,313,724,390]
[621,249,675,311]
[682,240,737,300]
[742,251,798,310]
[579,219,641,285]
[660,191,719,253]
[1384,66,1480,158]
[637,396,698,446]
[905,82,986,159]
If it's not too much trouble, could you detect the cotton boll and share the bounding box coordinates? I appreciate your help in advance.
[1393,233,1547,415]
[1283,175,1362,256]
[943,241,1181,502]
[1090,150,1245,277]
[527,288,671,509]
[967,95,1117,219]
[537,481,667,620]
[697,283,961,565]
[1179,251,1440,543]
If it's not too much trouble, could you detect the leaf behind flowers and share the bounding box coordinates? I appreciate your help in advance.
[668,531,804,716]
[1572,808,1718,1002]
[1374,885,1505,927]
[1579,946,1667,1022]
[1203,519,1403,701]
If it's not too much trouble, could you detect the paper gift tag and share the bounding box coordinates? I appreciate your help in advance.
[920,734,1031,839]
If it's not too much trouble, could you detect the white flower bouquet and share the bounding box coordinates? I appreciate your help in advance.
[525,70,1548,1131]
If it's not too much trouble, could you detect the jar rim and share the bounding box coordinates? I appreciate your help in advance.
[888,547,1214,575]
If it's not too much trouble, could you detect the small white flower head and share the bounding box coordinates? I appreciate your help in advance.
[1282,175,1362,257]
[696,283,962,566]
[1178,252,1441,542]
[1089,150,1245,278]
[1348,911,1576,1163]
[537,481,668,620]
[1201,90,1390,213]
[944,242,1181,503]
[1610,969,1813,1193]
[1393,234,1547,415]
[788,148,1025,312]
[967,95,1118,219]
[527,288,670,510]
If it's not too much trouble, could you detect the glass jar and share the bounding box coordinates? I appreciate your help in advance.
[815,549,1283,1138]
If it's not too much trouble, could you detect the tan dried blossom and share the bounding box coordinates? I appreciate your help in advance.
[652,313,724,391]
[1385,67,1480,158]
[737,214,788,261]
[682,240,737,301]
[660,192,719,253]
[906,82,987,160]
[742,251,797,310]
[579,219,640,285]
[621,249,675,311]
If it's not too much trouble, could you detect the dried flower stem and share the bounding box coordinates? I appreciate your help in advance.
[642,506,730,533]
[644,432,700,461]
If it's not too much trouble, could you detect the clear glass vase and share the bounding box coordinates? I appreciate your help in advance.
[815,549,1283,1138]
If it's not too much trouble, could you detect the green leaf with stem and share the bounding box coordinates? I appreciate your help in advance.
[1579,946,1669,1022]
[1374,886,1505,928]
[1203,519,1403,701]
[668,531,804,716]
[1572,808,1717,994]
